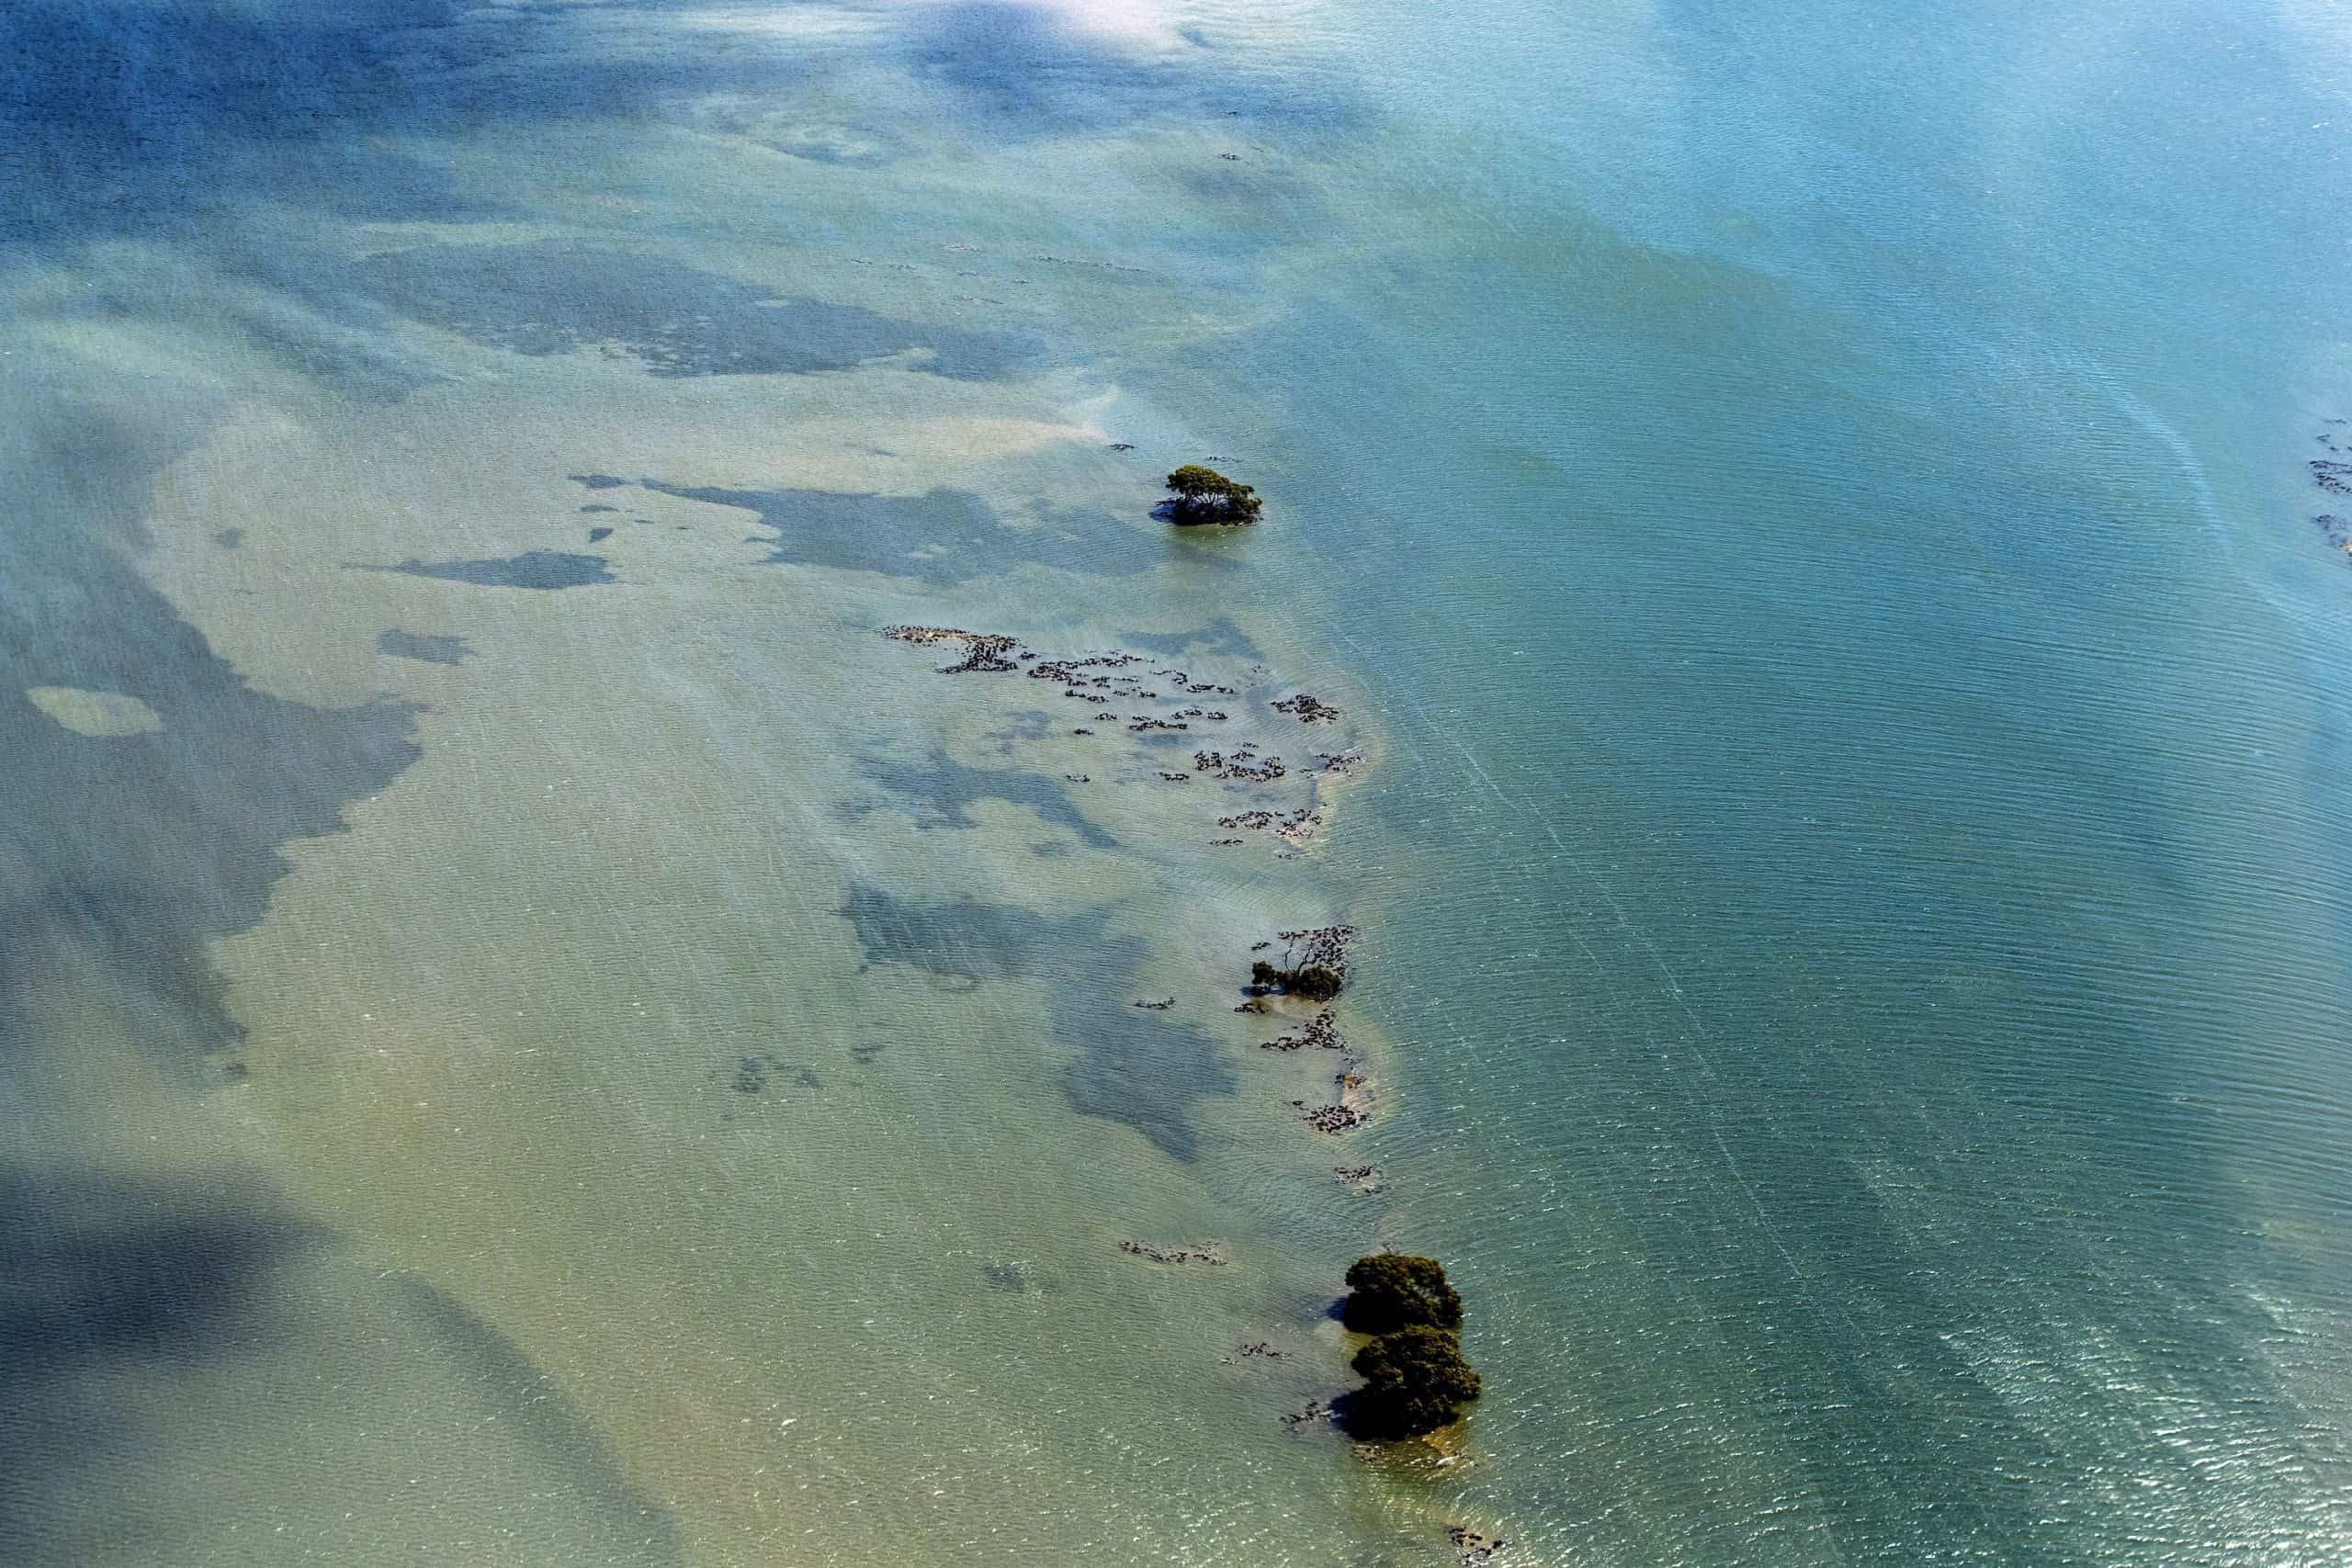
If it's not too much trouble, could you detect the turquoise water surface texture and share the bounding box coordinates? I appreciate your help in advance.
[4,1,2349,1564]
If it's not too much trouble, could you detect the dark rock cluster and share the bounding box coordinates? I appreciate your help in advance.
[1450,1526,1510,1564]
[1118,1239,1229,1266]
[1154,667,1238,697]
[1272,694,1340,724]
[1279,925,1357,976]
[878,626,1353,862]
[1194,749,1285,783]
[883,625,1020,671]
[1294,1071,1370,1133]
[1259,1010,1346,1052]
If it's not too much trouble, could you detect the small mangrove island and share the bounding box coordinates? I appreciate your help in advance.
[1251,958,1344,1001]
[1246,925,1356,1006]
[1339,1254,1482,1439]
[1161,464,1262,525]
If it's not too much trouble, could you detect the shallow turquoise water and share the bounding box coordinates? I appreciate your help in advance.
[4,1,2350,1563]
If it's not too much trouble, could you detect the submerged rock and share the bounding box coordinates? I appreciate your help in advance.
[1449,1525,1510,1564]
[1118,1239,1229,1266]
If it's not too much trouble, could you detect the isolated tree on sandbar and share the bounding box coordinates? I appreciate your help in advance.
[1341,1253,1463,1335]
[1163,464,1262,525]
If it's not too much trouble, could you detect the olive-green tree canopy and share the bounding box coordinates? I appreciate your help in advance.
[1163,464,1262,524]
[1348,1324,1483,1438]
[1341,1254,1464,1335]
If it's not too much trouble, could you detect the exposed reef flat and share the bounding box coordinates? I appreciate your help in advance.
[870,618,1396,1460]
[876,626,1366,858]
[883,625,1022,672]
[1295,1070,1373,1134]
[2301,423,2352,560]
[1195,749,1285,783]
[1228,928,1377,1141]
[1261,1010,1347,1052]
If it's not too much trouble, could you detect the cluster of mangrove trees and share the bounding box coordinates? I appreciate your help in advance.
[1340,1254,1481,1438]
[1161,465,1263,525]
